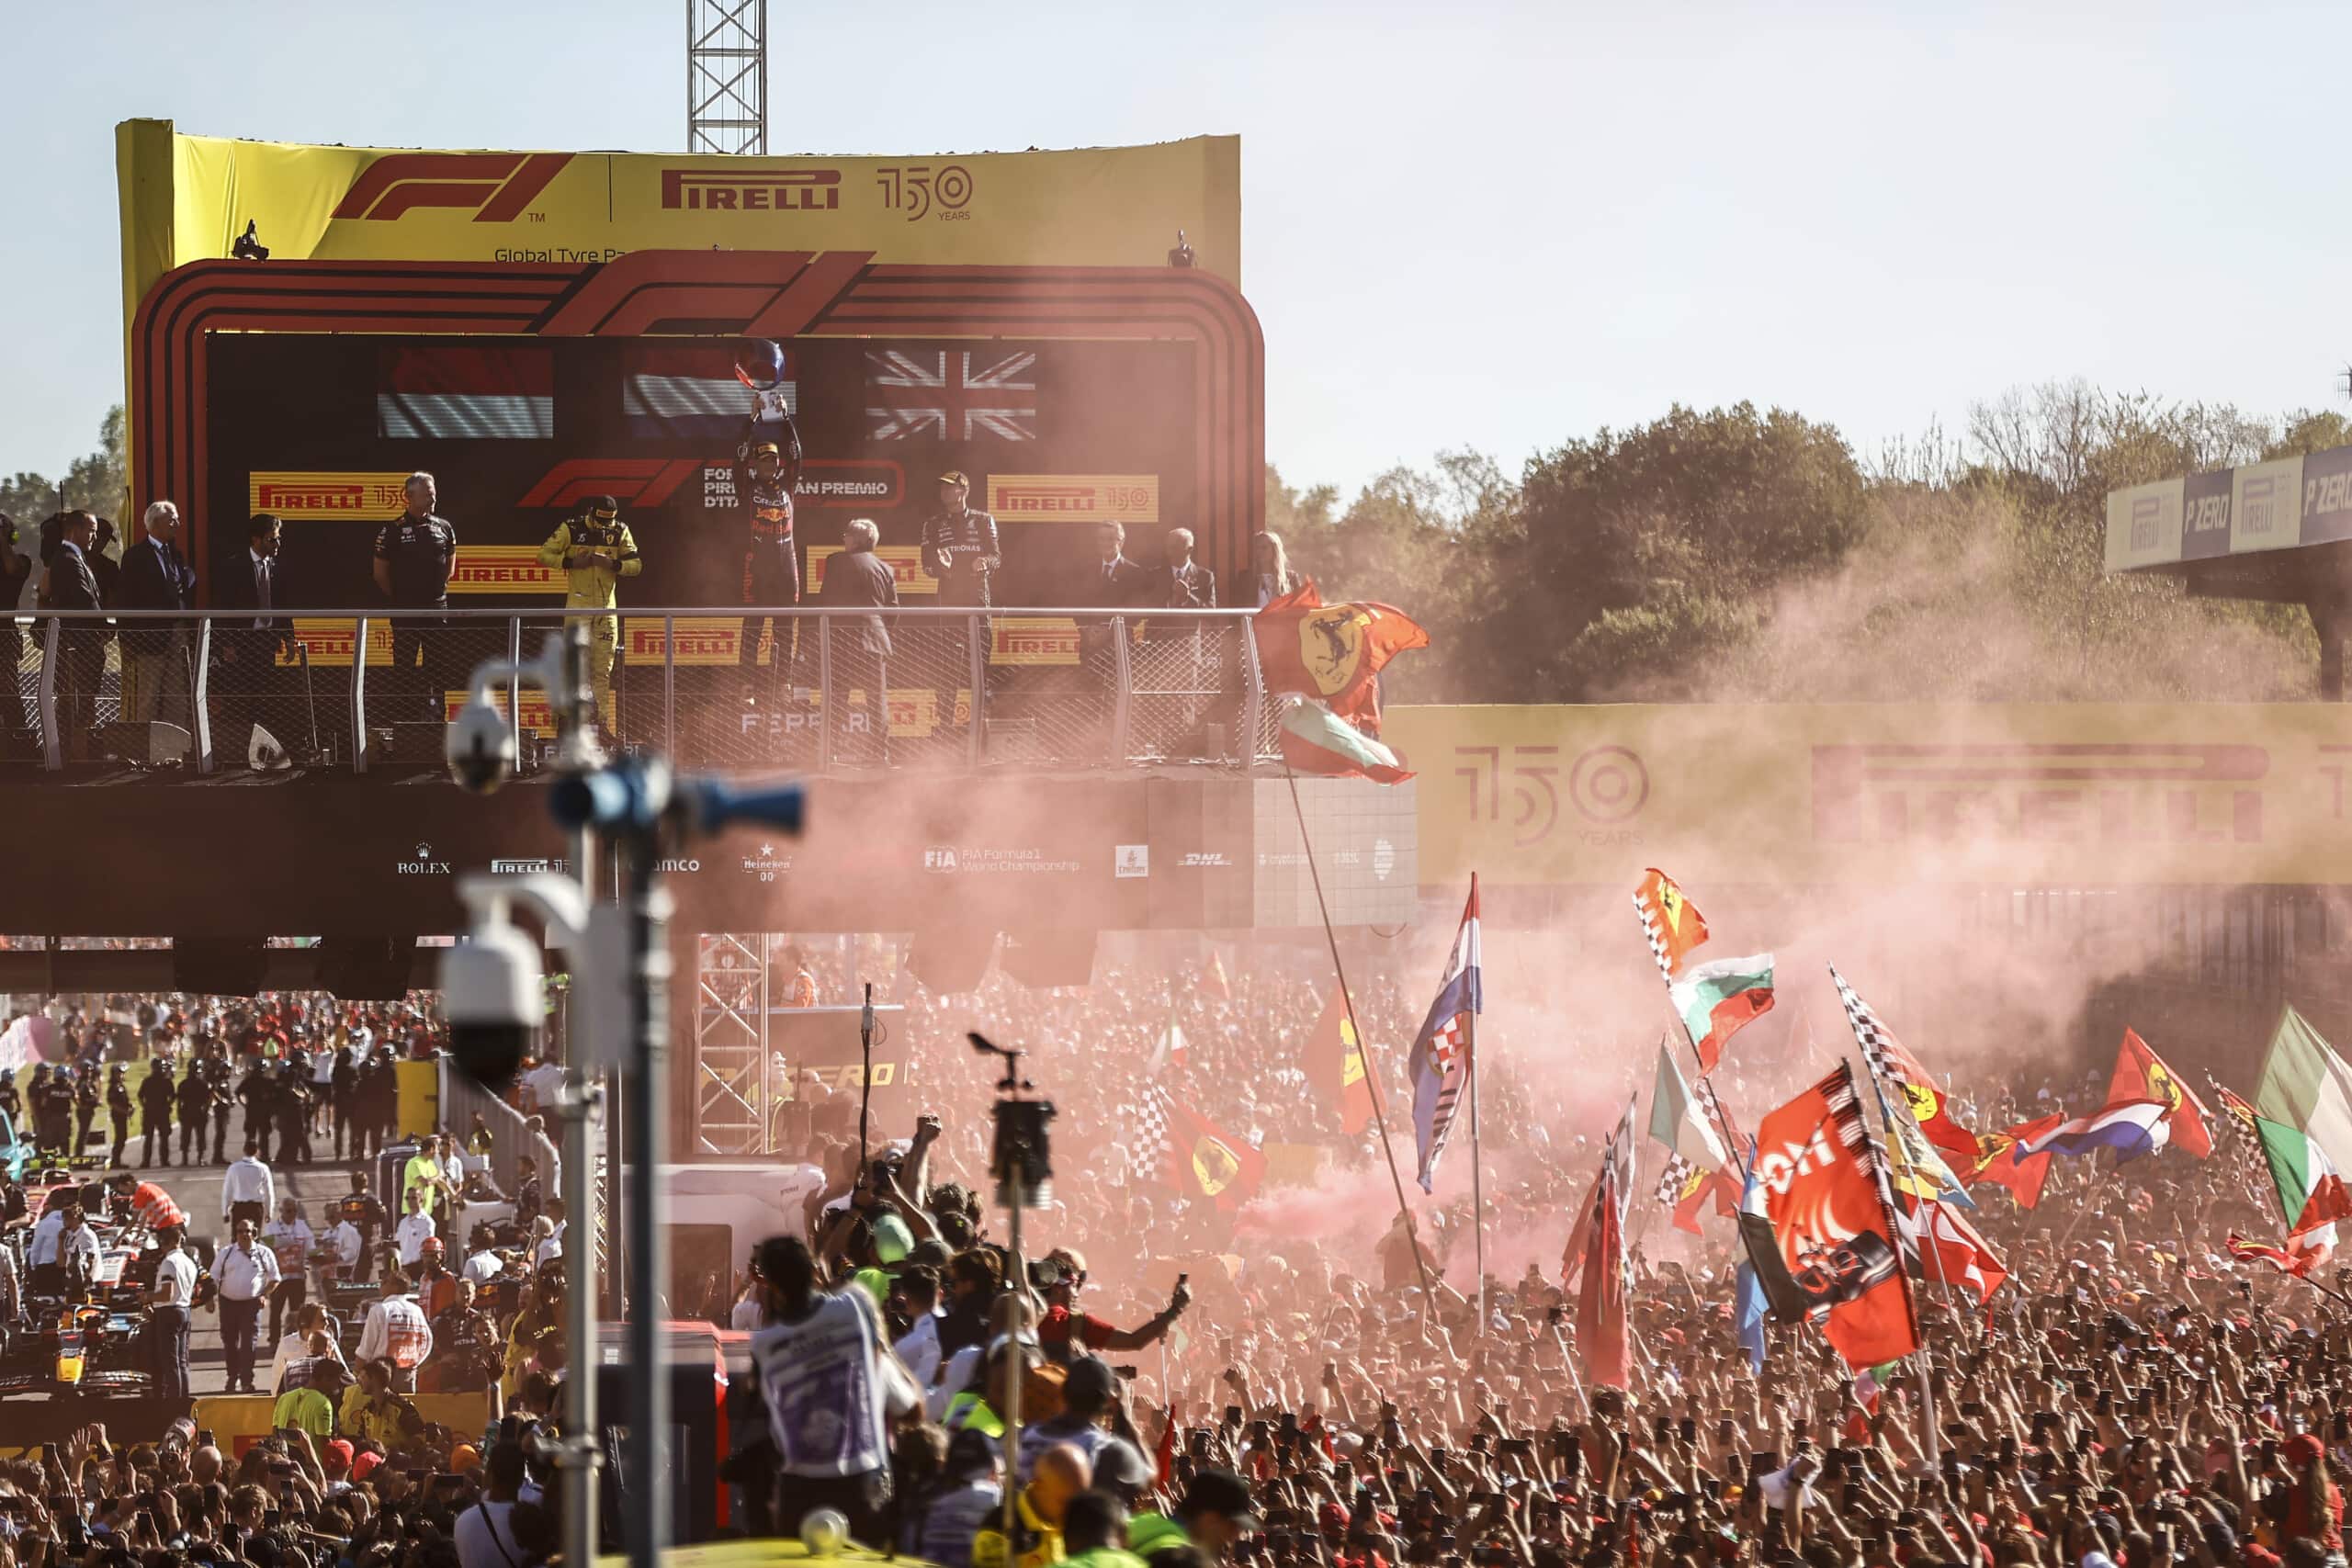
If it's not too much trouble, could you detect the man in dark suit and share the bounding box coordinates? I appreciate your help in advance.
[44,512,104,761]
[215,513,293,764]
[816,518,898,766]
[1077,522,1153,610]
[118,500,198,732]
[1141,527,1219,760]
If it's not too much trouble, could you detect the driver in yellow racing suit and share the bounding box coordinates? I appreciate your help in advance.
[537,495,642,732]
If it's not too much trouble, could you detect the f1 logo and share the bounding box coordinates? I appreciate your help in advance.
[333,152,573,222]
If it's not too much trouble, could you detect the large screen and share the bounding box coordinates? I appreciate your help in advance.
[205,333,1201,611]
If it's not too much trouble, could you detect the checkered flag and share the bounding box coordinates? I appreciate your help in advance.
[1830,964,1909,1093]
[1634,891,1675,984]
[1655,1151,1696,1204]
[1125,1081,1174,1184]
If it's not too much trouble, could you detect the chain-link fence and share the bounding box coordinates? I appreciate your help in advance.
[12,606,1275,773]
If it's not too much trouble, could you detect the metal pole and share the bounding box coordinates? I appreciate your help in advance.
[625,840,674,1568]
[558,626,602,1568]
[1001,1177,1023,1537]
[1470,1055,1486,1336]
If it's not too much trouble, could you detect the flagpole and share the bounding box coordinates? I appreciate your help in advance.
[1863,1061,1946,1470]
[1282,763,1442,1304]
[1470,1052,1487,1337]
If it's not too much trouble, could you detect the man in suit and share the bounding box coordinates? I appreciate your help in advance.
[917,471,1001,735]
[45,512,104,761]
[1077,523,1152,762]
[1142,527,1219,761]
[816,518,898,766]
[118,500,198,732]
[215,513,293,763]
[0,514,30,758]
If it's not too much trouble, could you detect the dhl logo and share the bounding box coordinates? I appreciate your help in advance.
[985,475,1160,524]
[447,547,563,595]
[248,472,409,522]
[443,689,557,739]
[805,545,935,595]
[660,168,842,211]
[280,619,390,669]
[1811,743,2267,845]
[332,152,573,222]
[989,616,1082,666]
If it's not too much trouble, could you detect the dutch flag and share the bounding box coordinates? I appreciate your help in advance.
[2019,1100,2172,1164]
[625,344,796,439]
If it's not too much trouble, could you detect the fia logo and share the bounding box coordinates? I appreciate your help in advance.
[923,847,959,874]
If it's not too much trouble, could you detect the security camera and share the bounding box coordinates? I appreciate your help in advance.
[439,916,542,1089]
[447,696,517,795]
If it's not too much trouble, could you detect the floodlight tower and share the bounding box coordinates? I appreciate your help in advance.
[687,0,767,154]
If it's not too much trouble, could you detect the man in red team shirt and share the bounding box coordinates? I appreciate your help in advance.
[1032,1247,1191,1363]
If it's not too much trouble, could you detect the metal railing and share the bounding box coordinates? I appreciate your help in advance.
[6,605,1277,776]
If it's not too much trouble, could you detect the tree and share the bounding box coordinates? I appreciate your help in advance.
[0,405,129,533]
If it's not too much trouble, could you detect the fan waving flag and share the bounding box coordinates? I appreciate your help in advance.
[1669,953,1775,1074]
[1650,1040,1728,1169]
[1633,870,1709,980]
[1306,985,1376,1136]
[1829,964,1980,1175]
[1408,879,1482,1192]
[1973,1113,2063,1209]
[1754,1063,1920,1371]
[2250,1111,2352,1241]
[1572,1140,1631,1390]
[1278,696,1415,784]
[2109,1029,2212,1159]
[1253,581,1431,732]
[1134,1083,1265,1213]
[2020,1100,2172,1164]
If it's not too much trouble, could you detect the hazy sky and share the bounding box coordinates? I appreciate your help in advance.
[4,2,2346,498]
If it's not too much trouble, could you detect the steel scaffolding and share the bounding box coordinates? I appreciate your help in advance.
[686,0,767,154]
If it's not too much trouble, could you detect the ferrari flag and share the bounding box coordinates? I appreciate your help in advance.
[1306,985,1376,1136]
[1633,869,1710,981]
[2109,1028,2212,1159]
[1754,1062,1920,1371]
[1253,581,1430,731]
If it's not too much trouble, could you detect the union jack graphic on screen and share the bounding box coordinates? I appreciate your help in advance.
[865,350,1037,441]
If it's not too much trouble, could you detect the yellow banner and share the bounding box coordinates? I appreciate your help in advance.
[806,545,935,595]
[448,546,563,595]
[443,688,557,739]
[248,471,409,522]
[985,474,1161,525]
[1386,703,2352,887]
[283,618,389,668]
[989,616,1083,666]
[121,121,1240,349]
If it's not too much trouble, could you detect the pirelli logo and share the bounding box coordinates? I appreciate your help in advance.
[444,689,557,739]
[805,545,935,595]
[660,168,842,211]
[1811,743,2267,845]
[249,472,409,522]
[282,619,390,669]
[619,617,795,667]
[989,616,1082,666]
[447,547,563,595]
[985,475,1159,525]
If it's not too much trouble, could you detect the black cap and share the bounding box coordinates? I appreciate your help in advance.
[1064,1354,1117,1408]
[589,495,619,518]
[1181,1468,1261,1528]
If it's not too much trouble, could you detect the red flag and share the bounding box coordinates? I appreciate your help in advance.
[1972,1113,2062,1208]
[1163,1099,1266,1213]
[1669,1166,1740,1235]
[1204,952,1232,1001]
[1905,1196,2008,1303]
[2229,1232,2335,1278]
[1251,580,1430,731]
[1558,1168,1600,1290]
[1756,1063,1920,1371]
[1572,1163,1630,1389]
[2109,1029,2212,1159]
[1305,986,1375,1136]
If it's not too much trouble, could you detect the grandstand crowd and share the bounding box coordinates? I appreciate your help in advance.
[0,962,2343,1568]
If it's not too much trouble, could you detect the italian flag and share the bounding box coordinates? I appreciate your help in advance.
[2252,1112,2352,1240]
[1668,953,1775,1073]
[1278,697,1413,784]
[2253,1006,2352,1244]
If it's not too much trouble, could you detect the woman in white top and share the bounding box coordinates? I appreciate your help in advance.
[1250,531,1301,608]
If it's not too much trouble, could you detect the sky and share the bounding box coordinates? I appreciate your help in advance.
[4,1,2347,499]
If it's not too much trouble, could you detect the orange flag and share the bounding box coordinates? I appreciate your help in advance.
[1306,986,1375,1135]
[2109,1028,2212,1159]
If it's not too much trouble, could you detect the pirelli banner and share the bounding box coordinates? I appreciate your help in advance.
[1386,703,2352,888]
[119,121,1241,339]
